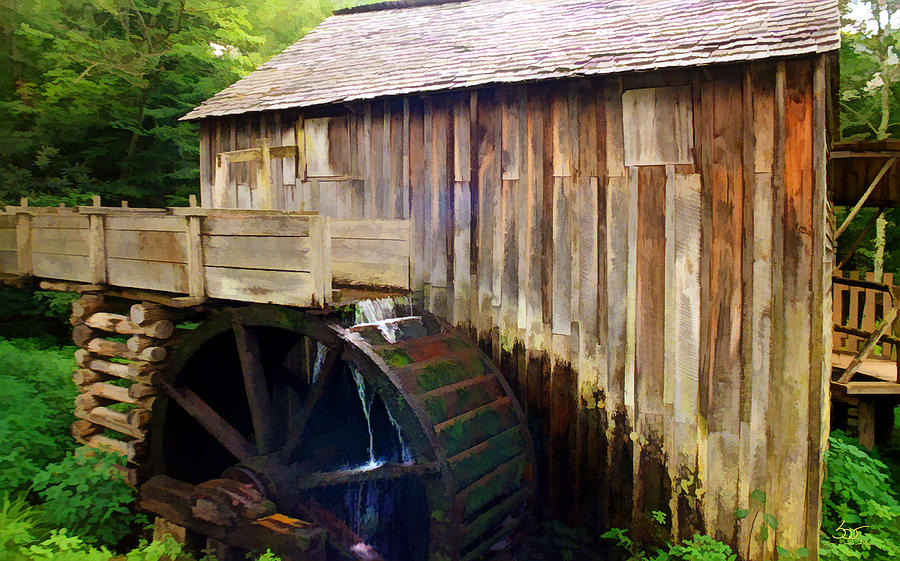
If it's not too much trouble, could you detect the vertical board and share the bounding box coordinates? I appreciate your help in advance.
[633,165,668,527]
[402,99,411,221]
[635,165,667,427]
[669,170,702,538]
[806,55,830,557]
[409,98,426,292]
[501,88,521,180]
[453,180,471,323]
[524,87,546,344]
[777,58,814,548]
[551,176,572,336]
[516,87,529,331]
[430,99,450,316]
[369,104,386,217]
[501,178,519,332]
[454,94,472,182]
[476,90,500,324]
[703,69,744,539]
[605,175,629,412]
[576,175,600,365]
[551,88,571,177]
[199,123,213,206]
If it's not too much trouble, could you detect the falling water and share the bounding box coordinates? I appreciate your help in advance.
[354,297,415,344]
[310,341,327,384]
[384,406,413,464]
[350,365,379,468]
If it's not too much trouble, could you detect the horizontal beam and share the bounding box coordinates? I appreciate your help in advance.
[832,381,900,395]
[831,151,900,159]
[834,324,900,347]
[833,275,894,293]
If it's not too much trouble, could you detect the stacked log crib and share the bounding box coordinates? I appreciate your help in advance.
[70,294,194,484]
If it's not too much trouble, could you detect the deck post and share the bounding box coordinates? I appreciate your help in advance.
[83,200,108,285]
[14,198,32,277]
[184,195,205,299]
[308,215,331,305]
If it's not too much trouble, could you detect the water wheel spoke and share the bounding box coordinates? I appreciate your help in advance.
[293,461,438,490]
[161,382,258,461]
[282,345,339,461]
[233,319,278,454]
[294,496,385,561]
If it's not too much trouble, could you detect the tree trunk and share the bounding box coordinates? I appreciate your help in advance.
[874,211,886,281]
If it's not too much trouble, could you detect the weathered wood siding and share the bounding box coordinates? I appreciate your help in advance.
[199,58,831,555]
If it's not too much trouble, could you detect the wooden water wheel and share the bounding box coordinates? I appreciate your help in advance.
[138,304,535,561]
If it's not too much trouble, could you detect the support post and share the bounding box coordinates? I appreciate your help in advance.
[14,198,32,277]
[83,198,107,285]
[858,400,876,449]
[308,215,331,306]
[255,138,273,210]
[185,195,205,299]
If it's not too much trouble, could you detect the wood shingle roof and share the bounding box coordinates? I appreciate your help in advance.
[183,0,840,120]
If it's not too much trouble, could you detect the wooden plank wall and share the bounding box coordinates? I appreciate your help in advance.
[31,214,92,282]
[198,57,830,554]
[203,106,411,219]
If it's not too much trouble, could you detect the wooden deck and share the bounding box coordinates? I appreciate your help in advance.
[0,200,410,307]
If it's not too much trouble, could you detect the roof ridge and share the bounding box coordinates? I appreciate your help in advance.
[334,0,471,16]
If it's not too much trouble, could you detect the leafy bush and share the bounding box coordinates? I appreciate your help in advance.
[820,431,900,561]
[3,529,183,561]
[602,527,737,561]
[0,287,77,323]
[662,534,737,561]
[0,338,77,492]
[31,447,141,547]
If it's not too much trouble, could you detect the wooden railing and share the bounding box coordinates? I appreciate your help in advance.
[0,199,410,307]
[833,271,897,360]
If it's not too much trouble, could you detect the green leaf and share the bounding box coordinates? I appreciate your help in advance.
[734,508,750,520]
[750,488,767,505]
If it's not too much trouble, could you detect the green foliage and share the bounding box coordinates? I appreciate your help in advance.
[661,535,738,561]
[820,431,900,561]
[0,0,361,208]
[31,447,142,547]
[0,493,50,557]
[0,287,77,323]
[651,510,668,525]
[0,338,77,492]
[601,528,737,561]
[838,1,900,141]
[0,528,184,561]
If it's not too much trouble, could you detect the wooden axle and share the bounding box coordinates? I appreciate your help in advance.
[139,475,326,561]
